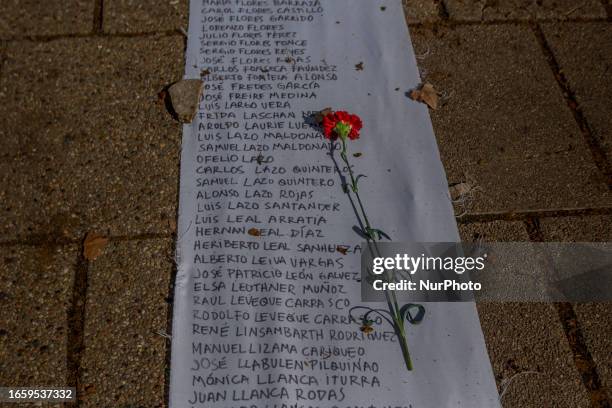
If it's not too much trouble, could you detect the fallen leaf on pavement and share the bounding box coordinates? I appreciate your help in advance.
[157,89,167,105]
[409,82,439,110]
[83,232,108,261]
[448,182,473,201]
[168,218,177,233]
[167,79,204,123]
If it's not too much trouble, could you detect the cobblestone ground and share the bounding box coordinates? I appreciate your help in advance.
[0,1,610,407]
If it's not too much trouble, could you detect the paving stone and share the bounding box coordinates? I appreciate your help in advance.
[81,238,173,407]
[0,41,17,161]
[540,214,612,242]
[539,215,612,395]
[0,0,93,38]
[411,25,611,213]
[458,220,529,241]
[543,23,612,158]
[0,245,76,389]
[402,0,440,24]
[479,302,591,407]
[443,0,606,21]
[0,36,184,241]
[573,302,612,398]
[104,0,189,33]
[458,221,591,407]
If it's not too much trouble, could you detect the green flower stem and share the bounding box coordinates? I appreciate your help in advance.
[340,137,399,306]
[397,324,414,371]
[338,137,414,372]
[340,139,359,193]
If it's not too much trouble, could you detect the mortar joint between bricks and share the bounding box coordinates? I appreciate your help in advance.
[555,303,612,407]
[66,243,90,407]
[457,207,612,225]
[435,0,450,20]
[531,23,612,187]
[93,0,104,34]
[524,214,611,406]
[601,0,612,20]
[0,30,185,44]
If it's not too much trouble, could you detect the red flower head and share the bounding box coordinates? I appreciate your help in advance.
[322,110,363,141]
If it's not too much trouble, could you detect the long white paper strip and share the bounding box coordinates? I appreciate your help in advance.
[170,1,500,407]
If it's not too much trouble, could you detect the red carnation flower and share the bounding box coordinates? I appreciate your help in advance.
[322,110,363,141]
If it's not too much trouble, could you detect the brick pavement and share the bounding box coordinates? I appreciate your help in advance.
[0,1,610,407]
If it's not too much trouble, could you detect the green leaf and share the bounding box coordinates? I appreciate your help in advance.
[366,228,391,240]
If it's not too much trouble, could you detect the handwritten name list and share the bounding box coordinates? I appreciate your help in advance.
[170,1,500,407]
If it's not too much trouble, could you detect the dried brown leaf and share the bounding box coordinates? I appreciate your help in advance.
[449,182,472,201]
[168,218,177,233]
[314,107,333,124]
[84,384,96,395]
[248,228,262,237]
[409,82,439,110]
[83,232,108,261]
[156,90,167,105]
[167,79,204,123]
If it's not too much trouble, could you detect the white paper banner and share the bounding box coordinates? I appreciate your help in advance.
[170,1,500,407]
